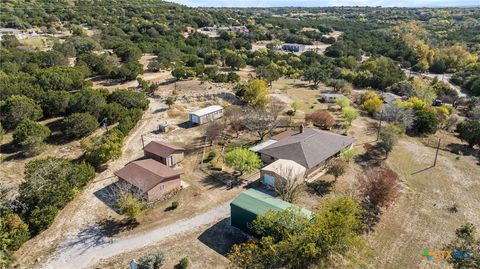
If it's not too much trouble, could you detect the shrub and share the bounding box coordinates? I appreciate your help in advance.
[67,89,107,119]
[179,257,189,269]
[27,205,59,235]
[19,157,95,234]
[306,110,335,130]
[0,95,42,130]
[362,93,383,115]
[40,90,70,117]
[327,159,348,180]
[100,102,129,124]
[336,97,350,108]
[171,201,179,209]
[224,148,262,176]
[13,120,51,156]
[456,120,480,148]
[357,167,401,208]
[341,148,357,163]
[81,129,124,167]
[138,250,165,269]
[117,191,148,221]
[412,107,439,135]
[342,107,358,126]
[63,113,99,139]
[108,89,149,110]
[116,108,143,136]
[379,125,399,158]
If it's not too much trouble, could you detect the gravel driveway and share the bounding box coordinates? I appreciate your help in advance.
[42,202,230,269]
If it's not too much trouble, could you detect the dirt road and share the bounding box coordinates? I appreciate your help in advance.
[43,202,230,269]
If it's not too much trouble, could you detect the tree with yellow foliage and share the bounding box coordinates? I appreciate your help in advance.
[241,79,270,108]
[362,91,383,115]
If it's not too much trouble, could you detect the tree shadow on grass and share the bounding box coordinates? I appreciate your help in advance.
[56,218,138,254]
[446,143,480,165]
[94,181,125,214]
[197,218,247,256]
[307,179,334,197]
[45,118,78,146]
[201,171,244,190]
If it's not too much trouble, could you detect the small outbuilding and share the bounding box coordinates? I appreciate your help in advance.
[282,43,306,53]
[143,141,185,167]
[261,159,306,188]
[189,105,224,125]
[114,159,182,201]
[320,93,346,103]
[230,189,311,235]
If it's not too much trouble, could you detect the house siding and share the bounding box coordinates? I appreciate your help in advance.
[190,109,224,125]
[146,176,181,201]
[260,170,288,188]
[144,151,184,166]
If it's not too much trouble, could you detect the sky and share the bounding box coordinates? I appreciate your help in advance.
[170,0,479,8]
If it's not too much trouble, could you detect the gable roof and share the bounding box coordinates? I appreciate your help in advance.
[144,141,184,158]
[231,189,311,218]
[114,159,182,192]
[189,105,223,117]
[258,128,354,169]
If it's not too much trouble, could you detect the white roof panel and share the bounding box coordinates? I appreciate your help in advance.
[249,140,278,152]
[189,105,223,117]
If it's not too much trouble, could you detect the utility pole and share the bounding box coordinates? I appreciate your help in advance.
[376,110,383,141]
[434,138,441,167]
[101,117,108,132]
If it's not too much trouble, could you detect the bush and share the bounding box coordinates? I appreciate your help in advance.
[115,108,143,136]
[341,148,357,163]
[19,157,95,235]
[342,107,358,126]
[108,89,149,110]
[171,201,179,209]
[335,97,350,108]
[138,250,165,269]
[0,95,43,130]
[82,129,124,167]
[179,257,189,269]
[327,159,348,180]
[63,113,99,139]
[27,205,59,235]
[13,120,51,156]
[306,110,335,129]
[67,89,107,119]
[379,125,399,158]
[412,107,439,135]
[456,120,480,148]
[40,90,70,118]
[224,148,262,176]
[357,167,401,208]
[116,191,148,220]
[100,102,129,124]
[204,150,218,163]
[362,92,383,115]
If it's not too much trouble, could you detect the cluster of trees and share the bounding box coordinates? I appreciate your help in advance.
[228,196,368,268]
[0,157,96,264]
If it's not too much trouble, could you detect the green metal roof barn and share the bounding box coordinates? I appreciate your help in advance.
[230,189,312,235]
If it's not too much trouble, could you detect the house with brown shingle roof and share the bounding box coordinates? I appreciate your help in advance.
[143,141,185,167]
[258,127,353,178]
[114,159,182,200]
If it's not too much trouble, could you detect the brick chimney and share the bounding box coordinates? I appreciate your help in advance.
[299,124,304,133]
